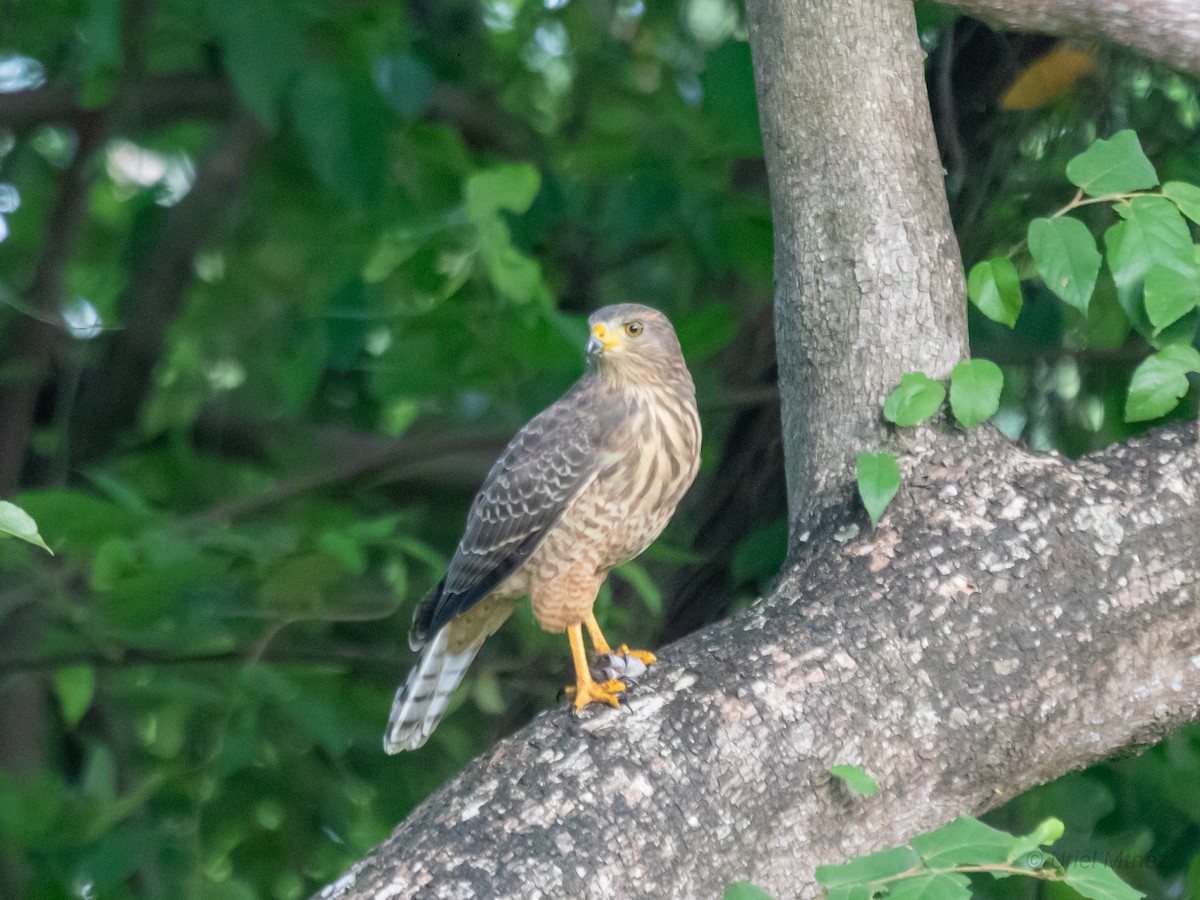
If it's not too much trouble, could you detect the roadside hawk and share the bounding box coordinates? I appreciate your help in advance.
[384,303,701,753]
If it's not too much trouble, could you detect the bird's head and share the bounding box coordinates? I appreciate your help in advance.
[585,304,688,386]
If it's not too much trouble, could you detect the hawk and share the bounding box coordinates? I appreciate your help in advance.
[384,304,701,753]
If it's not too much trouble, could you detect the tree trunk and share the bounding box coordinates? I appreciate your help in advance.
[319,422,1200,900]
[745,0,968,529]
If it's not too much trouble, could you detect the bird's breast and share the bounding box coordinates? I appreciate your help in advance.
[589,383,701,568]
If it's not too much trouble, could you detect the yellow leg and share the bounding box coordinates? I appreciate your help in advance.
[584,613,612,654]
[567,623,625,712]
[585,613,657,666]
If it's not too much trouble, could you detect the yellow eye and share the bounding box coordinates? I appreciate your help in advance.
[624,321,644,338]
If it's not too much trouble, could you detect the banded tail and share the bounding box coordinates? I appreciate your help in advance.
[383,626,481,753]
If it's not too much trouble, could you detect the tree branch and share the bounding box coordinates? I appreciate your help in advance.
[0,74,234,132]
[946,0,1200,78]
[317,421,1200,900]
[68,109,266,463]
[0,117,106,494]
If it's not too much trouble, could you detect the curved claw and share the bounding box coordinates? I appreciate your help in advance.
[614,645,657,666]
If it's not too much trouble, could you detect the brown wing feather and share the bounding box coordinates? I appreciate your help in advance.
[410,377,624,648]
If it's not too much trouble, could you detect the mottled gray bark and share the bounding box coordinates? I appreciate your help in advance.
[745,0,969,528]
[948,0,1200,79]
[320,421,1200,900]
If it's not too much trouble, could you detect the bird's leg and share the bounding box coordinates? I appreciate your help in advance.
[566,623,625,712]
[584,612,612,654]
[585,613,656,667]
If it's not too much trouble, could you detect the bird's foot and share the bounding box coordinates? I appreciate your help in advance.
[564,677,626,713]
[613,645,656,666]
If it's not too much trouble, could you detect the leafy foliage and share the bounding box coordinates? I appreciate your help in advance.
[816,816,1142,900]
[0,1,767,896]
[0,1,1198,897]
[967,130,1200,437]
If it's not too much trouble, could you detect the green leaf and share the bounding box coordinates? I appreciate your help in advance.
[886,871,972,900]
[815,846,919,887]
[883,372,947,426]
[856,452,901,527]
[967,257,1023,327]
[465,165,545,303]
[290,67,388,207]
[912,817,1019,868]
[1108,199,1198,279]
[1124,344,1200,422]
[1104,196,1198,336]
[829,764,880,796]
[722,883,775,900]
[1063,862,1145,900]
[1066,130,1159,197]
[206,0,303,129]
[949,359,1003,428]
[0,500,53,553]
[1163,181,1200,224]
[1028,217,1102,313]
[55,666,96,727]
[465,164,542,223]
[1143,265,1200,332]
[476,218,543,302]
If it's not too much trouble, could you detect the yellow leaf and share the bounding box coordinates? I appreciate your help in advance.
[1001,46,1097,111]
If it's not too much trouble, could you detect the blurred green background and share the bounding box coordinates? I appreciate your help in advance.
[0,1,1198,898]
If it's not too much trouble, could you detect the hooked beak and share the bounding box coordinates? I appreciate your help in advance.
[587,323,621,355]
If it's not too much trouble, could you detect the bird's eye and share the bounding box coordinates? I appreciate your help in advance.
[624,321,644,338]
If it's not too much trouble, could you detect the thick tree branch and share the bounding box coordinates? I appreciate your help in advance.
[318,421,1200,899]
[946,0,1200,78]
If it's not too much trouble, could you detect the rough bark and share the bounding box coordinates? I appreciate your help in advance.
[319,420,1200,900]
[947,0,1200,79]
[745,0,969,528]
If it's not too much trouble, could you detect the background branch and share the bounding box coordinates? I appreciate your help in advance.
[946,0,1200,78]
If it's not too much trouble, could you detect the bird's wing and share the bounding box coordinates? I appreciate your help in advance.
[410,381,621,647]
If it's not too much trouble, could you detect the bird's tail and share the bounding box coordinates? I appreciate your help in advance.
[383,626,481,754]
